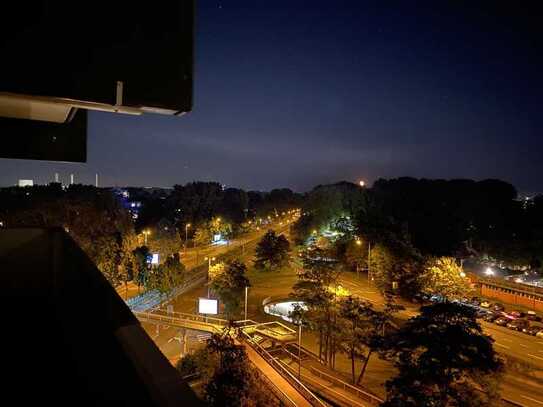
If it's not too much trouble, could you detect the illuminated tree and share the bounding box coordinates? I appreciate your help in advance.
[421,256,473,299]
[210,259,250,317]
[147,253,185,294]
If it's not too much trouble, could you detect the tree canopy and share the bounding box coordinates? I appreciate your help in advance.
[382,302,503,407]
[254,230,291,271]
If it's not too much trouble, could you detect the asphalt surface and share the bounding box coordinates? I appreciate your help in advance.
[338,273,543,407]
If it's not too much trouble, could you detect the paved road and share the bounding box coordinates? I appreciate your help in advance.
[339,273,543,407]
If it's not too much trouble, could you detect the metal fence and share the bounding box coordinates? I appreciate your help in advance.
[241,331,327,407]
[308,366,383,405]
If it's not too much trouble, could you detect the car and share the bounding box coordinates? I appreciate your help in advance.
[494,316,510,326]
[510,310,525,318]
[429,294,445,303]
[480,301,491,308]
[492,303,505,312]
[483,312,500,322]
[507,319,529,331]
[475,309,489,318]
[527,311,541,321]
[524,325,543,336]
[470,297,481,306]
[536,330,543,338]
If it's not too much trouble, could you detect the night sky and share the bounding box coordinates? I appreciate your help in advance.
[1,1,542,193]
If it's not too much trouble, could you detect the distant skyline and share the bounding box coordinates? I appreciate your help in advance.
[1,2,542,193]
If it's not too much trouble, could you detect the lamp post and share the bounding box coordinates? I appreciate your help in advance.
[205,256,215,297]
[298,323,302,380]
[356,239,362,279]
[244,286,248,321]
[367,242,371,284]
[184,223,191,254]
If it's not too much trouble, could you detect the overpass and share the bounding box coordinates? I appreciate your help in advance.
[135,309,324,406]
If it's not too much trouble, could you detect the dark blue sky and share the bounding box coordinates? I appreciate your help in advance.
[1,1,542,193]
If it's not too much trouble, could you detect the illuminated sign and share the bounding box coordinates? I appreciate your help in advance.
[198,298,218,315]
[151,253,159,265]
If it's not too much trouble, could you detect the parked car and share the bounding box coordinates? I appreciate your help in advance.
[524,325,543,336]
[475,309,489,318]
[492,303,505,312]
[480,301,491,308]
[527,311,541,321]
[510,310,525,318]
[536,330,543,338]
[483,312,500,322]
[507,319,529,331]
[470,297,481,306]
[494,316,510,326]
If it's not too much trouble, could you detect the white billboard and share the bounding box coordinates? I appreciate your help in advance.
[198,298,218,315]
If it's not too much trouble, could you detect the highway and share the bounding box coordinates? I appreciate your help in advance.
[338,273,543,407]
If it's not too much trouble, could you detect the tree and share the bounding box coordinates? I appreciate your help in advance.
[369,241,424,299]
[338,296,374,383]
[210,259,250,317]
[382,302,503,407]
[292,244,341,365]
[421,256,473,300]
[193,225,212,246]
[132,245,150,290]
[344,239,367,272]
[254,230,290,271]
[204,333,252,406]
[148,253,185,295]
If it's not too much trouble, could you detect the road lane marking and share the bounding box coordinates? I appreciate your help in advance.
[519,343,529,348]
[501,338,513,342]
[495,343,510,349]
[528,354,543,362]
[521,395,543,405]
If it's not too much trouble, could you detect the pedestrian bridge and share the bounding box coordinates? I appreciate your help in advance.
[134,309,299,344]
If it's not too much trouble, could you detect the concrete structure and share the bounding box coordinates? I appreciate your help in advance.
[0,228,201,406]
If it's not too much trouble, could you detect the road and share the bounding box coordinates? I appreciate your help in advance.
[339,272,543,407]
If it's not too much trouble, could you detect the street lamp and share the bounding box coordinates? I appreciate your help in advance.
[359,180,365,187]
[143,229,151,245]
[485,267,494,277]
[184,223,191,253]
[204,256,216,296]
[244,286,249,321]
[298,323,302,380]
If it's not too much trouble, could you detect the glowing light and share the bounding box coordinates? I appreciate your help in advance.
[484,267,494,276]
[459,271,466,278]
[359,180,365,187]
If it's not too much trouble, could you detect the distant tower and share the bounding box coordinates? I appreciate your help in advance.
[95,173,99,188]
[70,174,74,185]
[54,173,59,183]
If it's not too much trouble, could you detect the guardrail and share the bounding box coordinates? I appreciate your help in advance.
[247,358,298,407]
[241,331,327,407]
[133,311,225,333]
[308,366,383,405]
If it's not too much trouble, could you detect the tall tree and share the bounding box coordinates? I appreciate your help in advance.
[148,253,185,295]
[382,302,503,407]
[254,230,290,271]
[421,256,473,300]
[210,259,250,317]
[204,333,252,407]
[292,244,341,365]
